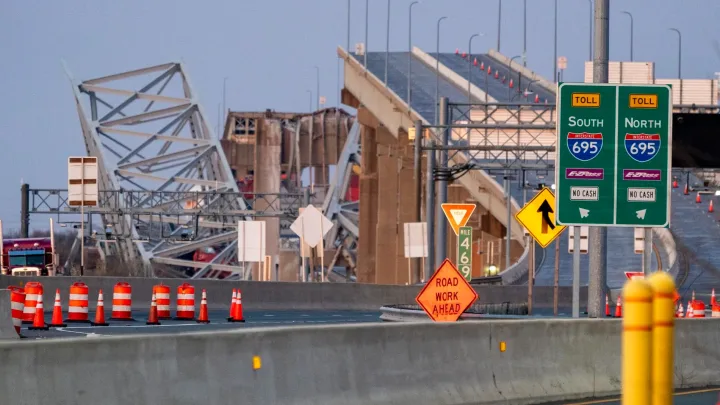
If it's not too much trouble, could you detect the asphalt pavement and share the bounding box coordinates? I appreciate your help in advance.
[541,387,720,404]
[20,309,382,339]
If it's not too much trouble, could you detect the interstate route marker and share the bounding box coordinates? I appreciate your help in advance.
[415,258,478,322]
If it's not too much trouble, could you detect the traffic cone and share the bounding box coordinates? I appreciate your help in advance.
[605,294,611,317]
[676,302,684,318]
[686,299,694,318]
[473,57,478,66]
[672,179,678,188]
[479,61,485,70]
[91,289,109,326]
[710,200,715,213]
[48,289,67,327]
[227,289,237,321]
[487,66,492,75]
[696,192,702,203]
[461,51,467,58]
[614,296,622,318]
[534,94,540,103]
[28,295,49,330]
[494,71,499,79]
[712,288,717,306]
[684,183,689,195]
[509,78,514,88]
[197,289,210,324]
[455,48,459,55]
[230,290,245,323]
[146,293,160,325]
[502,76,507,83]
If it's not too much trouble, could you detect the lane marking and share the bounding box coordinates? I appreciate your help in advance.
[55,328,104,337]
[564,386,720,404]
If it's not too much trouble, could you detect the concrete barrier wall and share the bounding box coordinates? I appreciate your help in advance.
[0,276,586,311]
[0,291,18,340]
[1,318,718,405]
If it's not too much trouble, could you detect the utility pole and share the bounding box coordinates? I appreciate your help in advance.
[587,0,610,319]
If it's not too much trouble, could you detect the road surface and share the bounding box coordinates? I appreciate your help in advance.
[542,387,720,404]
[20,309,381,339]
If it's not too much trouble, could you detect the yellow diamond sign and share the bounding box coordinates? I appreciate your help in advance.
[515,188,567,248]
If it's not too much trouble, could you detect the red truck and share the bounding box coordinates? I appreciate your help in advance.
[1,237,56,276]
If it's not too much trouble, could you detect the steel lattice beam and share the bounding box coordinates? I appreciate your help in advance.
[63,61,262,278]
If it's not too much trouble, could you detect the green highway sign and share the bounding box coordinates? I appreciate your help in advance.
[457,226,472,281]
[556,83,672,228]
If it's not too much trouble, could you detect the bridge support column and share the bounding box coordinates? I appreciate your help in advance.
[253,119,281,280]
[375,143,399,284]
[357,125,378,283]
[393,131,417,284]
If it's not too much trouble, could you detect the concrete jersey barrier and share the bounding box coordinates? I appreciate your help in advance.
[0,291,18,340]
[0,276,587,312]
[0,318,718,404]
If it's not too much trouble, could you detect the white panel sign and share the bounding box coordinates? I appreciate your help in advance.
[290,205,334,248]
[568,226,589,254]
[67,156,99,206]
[403,222,428,258]
[634,227,645,254]
[237,221,266,263]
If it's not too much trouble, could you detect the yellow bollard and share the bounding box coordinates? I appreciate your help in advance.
[648,271,676,405]
[621,278,653,405]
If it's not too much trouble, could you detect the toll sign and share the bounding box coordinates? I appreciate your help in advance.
[415,258,478,322]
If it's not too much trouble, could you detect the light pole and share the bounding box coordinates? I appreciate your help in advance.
[222,76,228,126]
[385,0,391,85]
[522,0,527,66]
[669,28,682,79]
[588,0,593,62]
[364,0,369,69]
[408,1,419,106]
[347,0,351,51]
[435,16,448,124]
[314,66,320,110]
[306,90,313,112]
[468,33,484,104]
[497,0,502,51]
[621,11,634,61]
[553,0,558,82]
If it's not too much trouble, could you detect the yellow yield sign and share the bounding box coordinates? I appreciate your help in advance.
[515,187,566,248]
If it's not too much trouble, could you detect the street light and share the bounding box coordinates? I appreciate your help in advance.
[553,0,558,82]
[385,0,391,85]
[668,28,682,79]
[621,11,634,61]
[346,0,351,51]
[306,90,313,112]
[587,0,593,62]
[314,66,320,110]
[408,1,420,106]
[507,55,521,100]
[468,33,485,104]
[364,0,369,69]
[435,16,448,125]
[497,0,502,52]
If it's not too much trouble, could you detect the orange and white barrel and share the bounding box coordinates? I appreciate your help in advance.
[9,286,25,335]
[175,283,195,320]
[22,282,43,323]
[712,303,720,318]
[67,282,90,323]
[110,282,133,320]
[693,300,706,318]
[153,284,171,319]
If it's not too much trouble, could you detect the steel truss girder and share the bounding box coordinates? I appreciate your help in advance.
[63,61,265,278]
[322,120,360,280]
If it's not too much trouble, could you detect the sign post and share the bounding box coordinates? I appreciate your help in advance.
[457,226,473,281]
[68,157,99,276]
[556,83,672,316]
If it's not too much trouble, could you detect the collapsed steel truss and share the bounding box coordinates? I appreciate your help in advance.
[63,61,279,278]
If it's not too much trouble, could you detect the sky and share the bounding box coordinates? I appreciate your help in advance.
[0,0,718,232]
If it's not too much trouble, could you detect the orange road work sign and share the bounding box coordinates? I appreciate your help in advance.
[415,259,478,322]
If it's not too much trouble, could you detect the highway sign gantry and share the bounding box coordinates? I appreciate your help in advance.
[415,258,478,322]
[441,203,476,236]
[556,83,673,228]
[515,188,567,248]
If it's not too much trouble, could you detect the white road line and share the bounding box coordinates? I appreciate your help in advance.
[55,328,104,337]
[60,323,202,329]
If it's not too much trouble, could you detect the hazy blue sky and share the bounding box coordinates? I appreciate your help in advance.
[0,0,718,231]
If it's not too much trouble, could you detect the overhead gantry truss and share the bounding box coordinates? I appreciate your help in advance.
[63,61,264,278]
